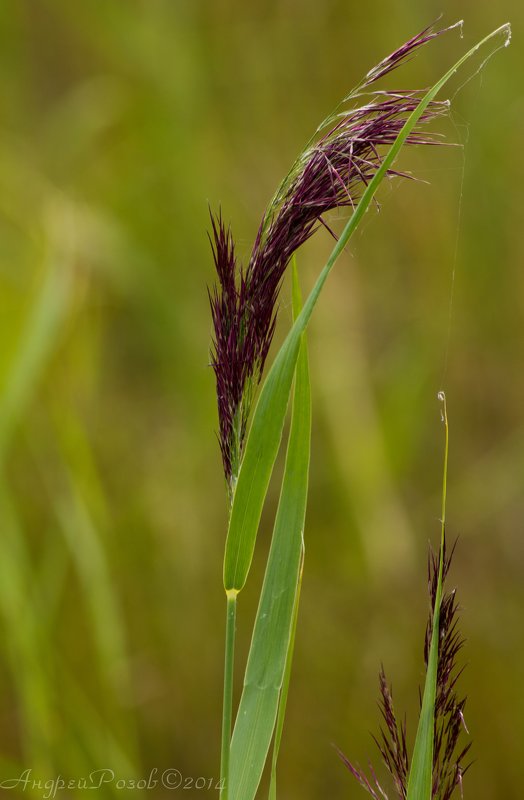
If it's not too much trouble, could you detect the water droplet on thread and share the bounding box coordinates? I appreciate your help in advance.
[437,390,447,423]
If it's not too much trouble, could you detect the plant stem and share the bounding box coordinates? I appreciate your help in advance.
[220,590,237,799]
[438,390,449,553]
[436,390,449,610]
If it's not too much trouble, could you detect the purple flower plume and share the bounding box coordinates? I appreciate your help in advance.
[426,538,471,800]
[339,534,470,799]
[210,22,457,488]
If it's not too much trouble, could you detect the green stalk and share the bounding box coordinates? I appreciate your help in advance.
[439,391,449,551]
[220,590,238,799]
[406,391,449,799]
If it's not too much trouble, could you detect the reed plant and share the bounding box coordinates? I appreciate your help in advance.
[339,395,471,799]
[208,20,510,800]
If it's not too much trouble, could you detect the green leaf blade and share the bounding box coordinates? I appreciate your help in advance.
[229,264,311,800]
[223,332,301,592]
[268,546,304,800]
[406,615,440,800]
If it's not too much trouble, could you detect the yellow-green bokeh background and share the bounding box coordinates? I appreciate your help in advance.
[0,2,522,798]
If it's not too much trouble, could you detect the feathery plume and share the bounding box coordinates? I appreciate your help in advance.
[339,535,470,799]
[210,23,456,490]
[427,538,471,799]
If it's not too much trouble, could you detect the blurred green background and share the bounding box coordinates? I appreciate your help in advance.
[0,1,522,798]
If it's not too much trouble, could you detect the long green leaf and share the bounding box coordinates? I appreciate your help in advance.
[406,575,442,799]
[229,263,311,800]
[268,267,308,799]
[223,22,510,594]
[268,545,304,800]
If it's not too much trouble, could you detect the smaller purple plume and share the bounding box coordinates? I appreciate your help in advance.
[210,22,457,489]
[426,538,471,800]
[336,669,408,800]
[339,535,470,800]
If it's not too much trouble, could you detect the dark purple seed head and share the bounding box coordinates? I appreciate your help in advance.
[427,536,471,799]
[209,22,457,489]
[339,534,469,799]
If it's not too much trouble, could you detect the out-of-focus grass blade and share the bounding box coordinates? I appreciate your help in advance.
[229,264,311,800]
[0,258,71,463]
[0,484,55,774]
[0,244,70,774]
[406,392,449,800]
[222,22,510,594]
[55,475,132,703]
[57,666,138,785]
